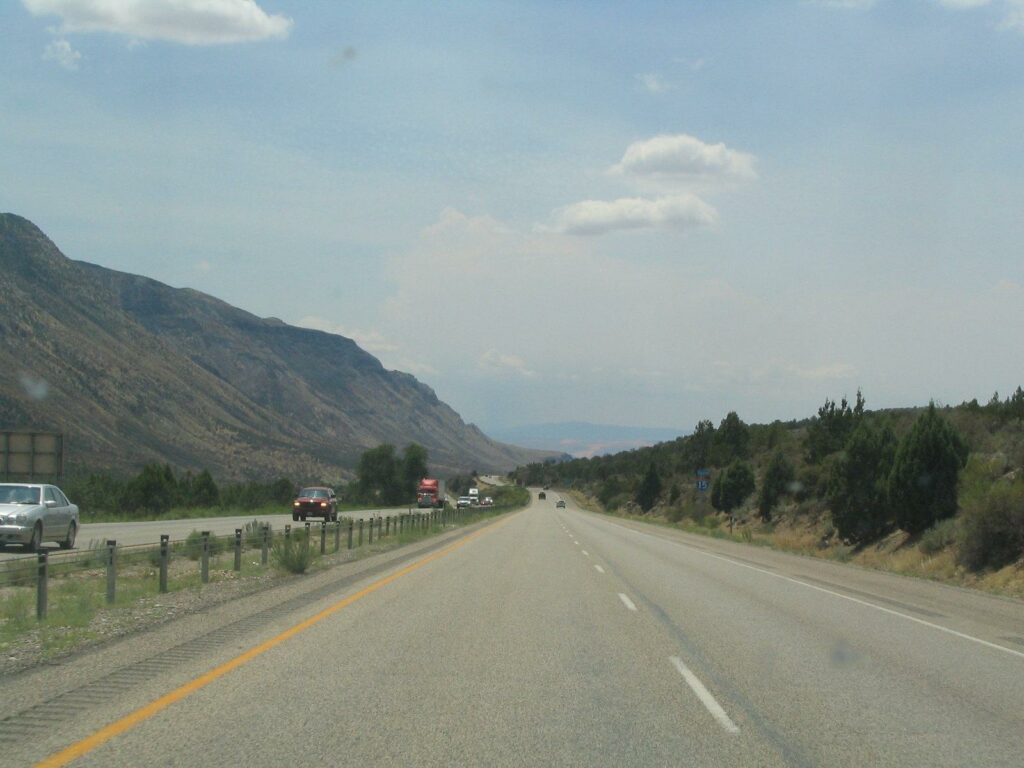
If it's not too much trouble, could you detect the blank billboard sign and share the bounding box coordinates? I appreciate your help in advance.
[1,431,64,481]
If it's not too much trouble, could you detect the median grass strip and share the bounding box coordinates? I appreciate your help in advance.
[0,493,527,671]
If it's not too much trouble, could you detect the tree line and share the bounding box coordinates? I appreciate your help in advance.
[65,442,438,516]
[65,465,296,516]
[511,388,1024,572]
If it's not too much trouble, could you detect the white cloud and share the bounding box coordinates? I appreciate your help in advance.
[478,349,537,378]
[23,0,292,45]
[790,362,858,381]
[808,0,878,8]
[549,194,717,235]
[42,37,81,69]
[612,133,757,181]
[936,0,991,8]
[636,72,671,93]
[1000,1,1024,31]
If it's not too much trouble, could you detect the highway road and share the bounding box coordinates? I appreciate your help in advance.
[6,491,1023,767]
[0,506,423,562]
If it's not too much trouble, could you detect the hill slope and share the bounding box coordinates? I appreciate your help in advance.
[0,213,548,480]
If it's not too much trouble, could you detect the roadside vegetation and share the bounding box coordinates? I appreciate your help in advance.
[513,388,1024,598]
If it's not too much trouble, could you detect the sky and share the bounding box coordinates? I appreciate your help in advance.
[2,0,1023,439]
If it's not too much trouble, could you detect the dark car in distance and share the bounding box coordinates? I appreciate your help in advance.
[292,486,337,522]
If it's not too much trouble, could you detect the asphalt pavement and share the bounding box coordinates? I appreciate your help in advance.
[0,507,421,562]
[8,491,1023,767]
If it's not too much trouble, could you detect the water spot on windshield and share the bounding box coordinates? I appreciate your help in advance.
[18,372,49,400]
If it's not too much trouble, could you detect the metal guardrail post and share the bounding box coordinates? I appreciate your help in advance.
[305,521,311,537]
[159,534,169,593]
[386,516,390,537]
[201,531,210,584]
[261,525,269,565]
[285,524,291,542]
[234,528,242,571]
[106,540,116,604]
[368,516,374,544]
[36,552,47,620]
[320,521,327,555]
[347,519,354,549]
[334,520,341,552]
[358,519,364,546]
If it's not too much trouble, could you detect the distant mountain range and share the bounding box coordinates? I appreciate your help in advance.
[487,422,686,458]
[0,213,553,481]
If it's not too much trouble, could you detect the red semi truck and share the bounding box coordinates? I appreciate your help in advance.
[417,478,447,508]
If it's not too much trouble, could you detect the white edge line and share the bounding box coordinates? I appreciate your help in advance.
[670,656,740,734]
[615,524,1024,661]
[618,592,637,611]
[594,564,605,573]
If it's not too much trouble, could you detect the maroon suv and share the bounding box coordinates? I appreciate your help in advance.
[292,486,337,522]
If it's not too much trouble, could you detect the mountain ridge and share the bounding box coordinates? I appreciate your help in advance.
[0,213,550,481]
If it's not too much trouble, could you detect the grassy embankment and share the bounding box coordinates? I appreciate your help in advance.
[568,484,1024,600]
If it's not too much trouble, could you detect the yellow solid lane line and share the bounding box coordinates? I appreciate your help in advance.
[36,514,513,768]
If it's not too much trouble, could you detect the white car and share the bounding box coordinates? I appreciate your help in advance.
[456,496,472,508]
[0,483,80,551]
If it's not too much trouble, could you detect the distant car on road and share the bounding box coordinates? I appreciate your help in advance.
[480,496,494,507]
[457,496,472,508]
[0,483,79,551]
[292,486,337,522]
[538,491,546,500]
[556,499,566,508]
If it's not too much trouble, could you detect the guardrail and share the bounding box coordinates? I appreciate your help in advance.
[0,505,493,622]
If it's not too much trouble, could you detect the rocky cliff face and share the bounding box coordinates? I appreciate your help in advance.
[0,213,547,481]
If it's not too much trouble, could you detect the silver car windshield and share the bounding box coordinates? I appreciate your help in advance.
[0,485,40,504]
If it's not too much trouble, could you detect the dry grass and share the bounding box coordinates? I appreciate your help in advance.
[573,491,1024,600]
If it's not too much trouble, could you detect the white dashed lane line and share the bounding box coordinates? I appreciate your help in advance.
[594,564,605,574]
[618,593,638,612]
[670,656,740,734]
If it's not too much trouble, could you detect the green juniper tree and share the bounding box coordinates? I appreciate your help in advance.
[827,421,896,543]
[758,451,794,522]
[636,464,662,512]
[888,403,968,533]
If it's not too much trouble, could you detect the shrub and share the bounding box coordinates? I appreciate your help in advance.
[244,519,272,548]
[919,517,958,555]
[272,532,314,574]
[181,529,226,561]
[957,482,1024,571]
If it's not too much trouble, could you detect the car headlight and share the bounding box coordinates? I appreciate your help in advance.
[293,501,300,506]
[13,514,27,525]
